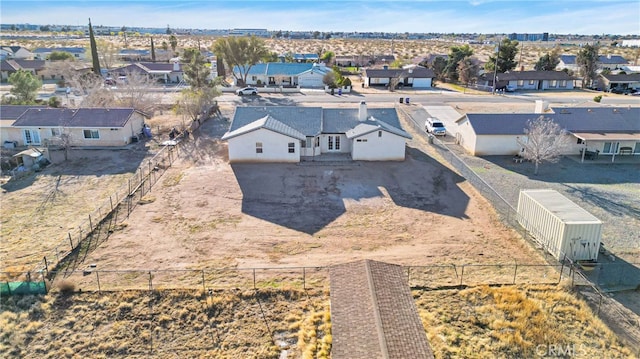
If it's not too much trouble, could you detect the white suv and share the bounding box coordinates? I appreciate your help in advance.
[425,118,446,136]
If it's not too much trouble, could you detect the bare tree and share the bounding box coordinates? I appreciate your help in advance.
[176,87,221,128]
[457,56,479,87]
[47,130,75,161]
[517,116,571,175]
[96,39,118,70]
[115,69,160,113]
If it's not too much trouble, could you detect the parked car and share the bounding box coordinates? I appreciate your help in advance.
[236,87,258,96]
[425,118,446,136]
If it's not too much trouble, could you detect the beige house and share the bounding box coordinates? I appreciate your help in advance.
[4,107,148,148]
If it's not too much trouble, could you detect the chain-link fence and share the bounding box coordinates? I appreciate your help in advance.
[32,143,181,278]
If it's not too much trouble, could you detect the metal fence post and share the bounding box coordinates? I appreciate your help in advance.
[68,233,73,250]
[201,270,206,292]
[89,214,93,232]
[148,271,153,291]
[407,267,411,286]
[302,267,306,290]
[513,264,518,284]
[110,195,114,211]
[96,271,101,292]
[459,265,465,287]
[43,256,49,276]
[253,269,256,290]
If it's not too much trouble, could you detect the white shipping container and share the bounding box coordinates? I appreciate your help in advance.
[517,189,602,262]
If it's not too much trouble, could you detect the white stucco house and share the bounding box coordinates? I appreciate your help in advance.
[454,107,640,162]
[362,66,434,88]
[232,62,331,87]
[222,102,412,162]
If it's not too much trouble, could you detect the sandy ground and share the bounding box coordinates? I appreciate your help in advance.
[76,104,548,272]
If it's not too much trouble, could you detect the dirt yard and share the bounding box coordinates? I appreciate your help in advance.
[73,104,548,273]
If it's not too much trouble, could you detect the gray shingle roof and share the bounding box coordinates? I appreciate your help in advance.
[364,67,435,79]
[460,107,640,135]
[221,114,306,141]
[498,70,574,81]
[230,107,323,136]
[330,260,434,359]
[12,108,141,128]
[599,73,640,82]
[0,105,47,120]
[227,106,409,140]
[560,54,628,65]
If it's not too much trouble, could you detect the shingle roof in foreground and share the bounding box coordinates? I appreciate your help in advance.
[330,259,434,359]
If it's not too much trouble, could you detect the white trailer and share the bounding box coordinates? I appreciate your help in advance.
[517,189,602,262]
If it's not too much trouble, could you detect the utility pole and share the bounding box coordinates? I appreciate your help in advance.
[492,38,500,95]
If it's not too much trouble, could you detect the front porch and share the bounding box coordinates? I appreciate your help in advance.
[565,153,640,164]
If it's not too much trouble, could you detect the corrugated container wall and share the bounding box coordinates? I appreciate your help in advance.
[517,189,602,262]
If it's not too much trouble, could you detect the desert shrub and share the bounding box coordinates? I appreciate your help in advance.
[593,95,602,103]
[57,280,75,293]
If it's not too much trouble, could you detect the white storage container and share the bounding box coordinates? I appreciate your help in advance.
[517,189,602,262]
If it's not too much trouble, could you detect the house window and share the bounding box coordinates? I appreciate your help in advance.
[315,137,320,147]
[256,142,263,153]
[356,139,368,142]
[51,128,61,136]
[83,129,100,139]
[550,80,557,87]
[559,80,567,88]
[335,136,340,150]
[529,80,535,85]
[252,76,258,81]
[305,138,312,148]
[517,80,524,86]
[23,129,41,145]
[378,131,382,137]
[328,136,333,150]
[576,138,583,145]
[634,142,640,154]
[603,142,619,154]
[288,142,295,153]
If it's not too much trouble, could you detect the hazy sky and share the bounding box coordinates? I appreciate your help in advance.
[1,0,639,35]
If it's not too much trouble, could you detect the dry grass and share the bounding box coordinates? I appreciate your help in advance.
[414,284,634,358]
[2,284,633,358]
[0,288,330,359]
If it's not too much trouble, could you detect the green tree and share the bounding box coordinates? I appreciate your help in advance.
[445,44,473,82]
[213,36,269,86]
[88,18,101,76]
[485,38,519,74]
[577,43,600,88]
[431,56,447,82]
[48,96,61,107]
[8,70,42,104]
[457,56,479,86]
[169,34,178,53]
[534,51,561,71]
[320,51,334,65]
[162,41,168,51]
[262,51,279,63]
[182,48,211,89]
[48,51,75,61]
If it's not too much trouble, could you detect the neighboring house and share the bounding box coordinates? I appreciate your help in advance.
[557,54,629,72]
[0,46,33,60]
[118,49,152,62]
[5,107,148,147]
[454,107,640,161]
[221,102,412,162]
[0,105,47,146]
[597,73,640,92]
[32,47,87,60]
[232,62,331,87]
[495,70,575,91]
[110,62,183,83]
[0,59,46,81]
[362,66,434,88]
[277,53,320,63]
